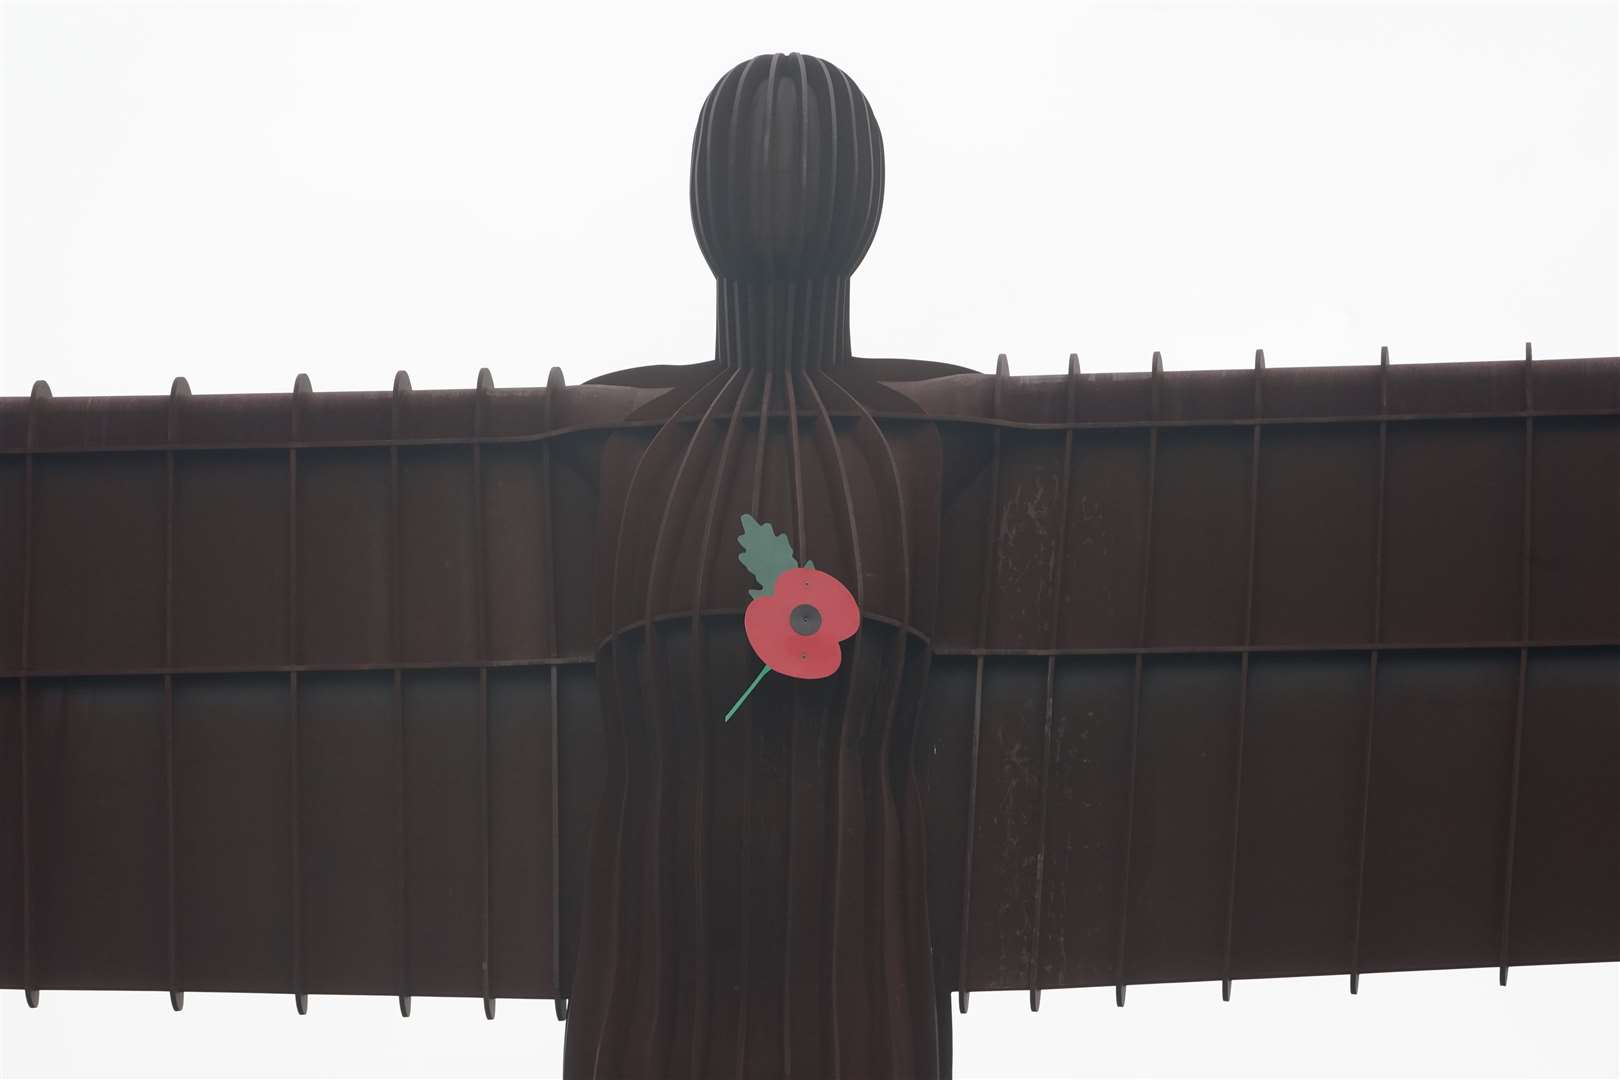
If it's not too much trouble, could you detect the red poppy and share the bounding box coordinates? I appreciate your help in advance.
[743,566,860,679]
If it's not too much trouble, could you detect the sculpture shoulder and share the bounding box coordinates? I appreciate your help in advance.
[563,380,684,426]
[858,357,979,382]
[583,363,721,391]
[878,366,1091,425]
[577,357,1083,426]
[582,358,978,422]
[858,358,1083,424]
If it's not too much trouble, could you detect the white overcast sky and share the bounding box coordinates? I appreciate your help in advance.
[1,1,1618,1078]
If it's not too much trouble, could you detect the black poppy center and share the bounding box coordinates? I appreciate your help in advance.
[789,603,822,636]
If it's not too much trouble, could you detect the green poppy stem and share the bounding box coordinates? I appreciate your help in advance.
[724,663,771,722]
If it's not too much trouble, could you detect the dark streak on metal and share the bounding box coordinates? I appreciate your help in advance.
[1497,343,1535,988]
[290,372,310,1016]
[391,370,412,1019]
[1219,350,1265,1002]
[1349,346,1391,996]
[544,366,568,1021]
[1028,353,1081,1011]
[1115,350,1164,1008]
[475,368,497,1021]
[19,380,47,1008]
[166,376,188,1012]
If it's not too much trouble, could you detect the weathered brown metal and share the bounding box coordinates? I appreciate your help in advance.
[164,375,186,1013]
[1026,352,1081,1012]
[1499,343,1536,989]
[1115,349,1164,1010]
[1349,345,1393,996]
[1,50,1617,1080]
[390,368,411,1019]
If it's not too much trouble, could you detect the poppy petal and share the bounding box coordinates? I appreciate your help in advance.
[744,591,847,678]
[744,593,792,665]
[769,633,842,680]
[774,567,860,641]
[814,580,860,640]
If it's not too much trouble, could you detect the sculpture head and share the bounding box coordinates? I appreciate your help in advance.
[690,53,884,285]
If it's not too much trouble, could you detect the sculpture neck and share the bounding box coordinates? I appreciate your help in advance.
[715,275,851,371]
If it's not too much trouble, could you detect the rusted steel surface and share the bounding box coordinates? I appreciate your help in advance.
[913,348,1620,1002]
[1,49,1618,1080]
[2,351,1615,996]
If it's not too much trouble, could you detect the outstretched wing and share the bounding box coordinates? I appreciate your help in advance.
[3,352,1615,1018]
[903,351,1619,1006]
[0,369,631,1015]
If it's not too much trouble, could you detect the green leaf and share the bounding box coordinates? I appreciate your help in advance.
[738,513,799,598]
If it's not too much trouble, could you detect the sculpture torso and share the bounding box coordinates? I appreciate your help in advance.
[565,354,951,1077]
